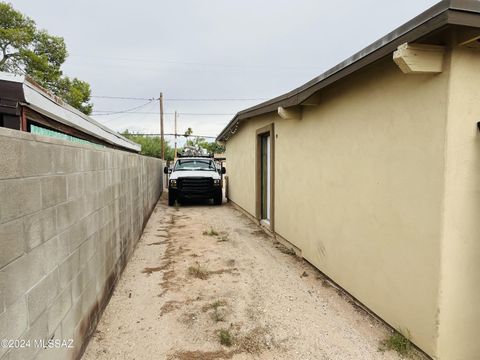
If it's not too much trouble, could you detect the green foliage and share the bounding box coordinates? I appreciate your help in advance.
[379,331,413,356]
[55,77,93,115]
[218,329,233,347]
[121,131,175,160]
[187,263,209,280]
[202,228,219,236]
[185,135,225,155]
[0,2,92,114]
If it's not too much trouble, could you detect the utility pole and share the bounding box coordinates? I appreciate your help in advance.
[160,92,165,160]
[174,110,178,159]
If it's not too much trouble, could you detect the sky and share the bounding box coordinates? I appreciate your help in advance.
[10,0,439,144]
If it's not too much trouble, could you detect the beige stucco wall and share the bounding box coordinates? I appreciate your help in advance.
[437,45,480,360]
[225,114,275,216]
[226,56,451,358]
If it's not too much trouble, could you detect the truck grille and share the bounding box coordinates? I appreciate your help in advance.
[177,177,213,193]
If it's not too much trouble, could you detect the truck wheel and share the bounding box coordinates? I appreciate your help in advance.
[168,191,175,206]
[213,192,222,205]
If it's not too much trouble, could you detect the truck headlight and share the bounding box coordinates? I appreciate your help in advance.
[213,179,220,186]
[170,179,177,188]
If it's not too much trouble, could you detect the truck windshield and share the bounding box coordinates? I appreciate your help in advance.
[174,159,216,171]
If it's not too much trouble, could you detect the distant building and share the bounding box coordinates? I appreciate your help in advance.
[0,72,140,152]
[218,1,480,359]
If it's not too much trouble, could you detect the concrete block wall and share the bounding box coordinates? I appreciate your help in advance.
[0,128,163,360]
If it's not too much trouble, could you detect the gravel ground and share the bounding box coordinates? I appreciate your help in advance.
[82,194,410,360]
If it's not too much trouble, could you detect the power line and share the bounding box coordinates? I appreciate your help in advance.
[167,98,267,102]
[91,95,156,101]
[91,95,267,102]
[92,100,157,116]
[92,111,234,116]
[131,133,217,139]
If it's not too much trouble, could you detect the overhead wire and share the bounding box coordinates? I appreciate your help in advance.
[91,95,267,102]
[92,111,234,116]
[92,100,158,116]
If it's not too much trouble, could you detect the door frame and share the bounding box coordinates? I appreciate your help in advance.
[255,123,275,231]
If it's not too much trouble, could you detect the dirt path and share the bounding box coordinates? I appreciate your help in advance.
[82,195,407,360]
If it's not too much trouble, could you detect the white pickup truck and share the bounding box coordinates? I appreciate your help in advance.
[164,156,226,206]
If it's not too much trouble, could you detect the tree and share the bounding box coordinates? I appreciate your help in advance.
[184,131,225,155]
[0,2,93,114]
[122,131,175,161]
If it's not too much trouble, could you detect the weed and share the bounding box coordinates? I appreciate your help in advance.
[219,328,233,347]
[379,331,412,356]
[321,279,332,288]
[275,243,296,256]
[213,309,225,322]
[226,259,235,267]
[218,234,229,242]
[203,228,219,236]
[211,300,227,309]
[202,300,227,322]
[142,266,163,275]
[188,263,209,280]
[237,326,269,354]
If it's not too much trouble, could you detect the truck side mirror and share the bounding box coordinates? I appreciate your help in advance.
[163,166,169,174]
[221,167,226,174]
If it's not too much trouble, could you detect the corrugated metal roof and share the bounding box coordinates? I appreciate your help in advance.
[217,0,480,141]
[0,72,141,152]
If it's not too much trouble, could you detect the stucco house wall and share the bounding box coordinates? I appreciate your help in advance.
[225,41,480,359]
[436,44,480,360]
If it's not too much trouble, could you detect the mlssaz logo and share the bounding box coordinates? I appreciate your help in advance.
[34,339,74,349]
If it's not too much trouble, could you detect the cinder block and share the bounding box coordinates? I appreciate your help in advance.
[52,146,82,174]
[71,266,90,302]
[47,285,72,335]
[0,179,42,224]
[1,245,47,307]
[0,137,23,180]
[80,280,97,317]
[0,218,24,269]
[0,299,28,358]
[94,151,105,171]
[83,212,99,240]
[7,311,48,360]
[104,152,113,170]
[83,172,97,195]
[0,291,4,314]
[58,250,80,290]
[66,173,84,201]
[60,296,82,341]
[83,150,102,172]
[56,200,84,233]
[40,236,68,275]
[82,192,98,217]
[21,141,53,177]
[23,207,56,251]
[41,176,67,209]
[68,220,87,252]
[27,269,59,325]
[79,234,96,267]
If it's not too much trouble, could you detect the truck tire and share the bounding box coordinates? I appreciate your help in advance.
[168,191,175,206]
[213,192,222,205]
